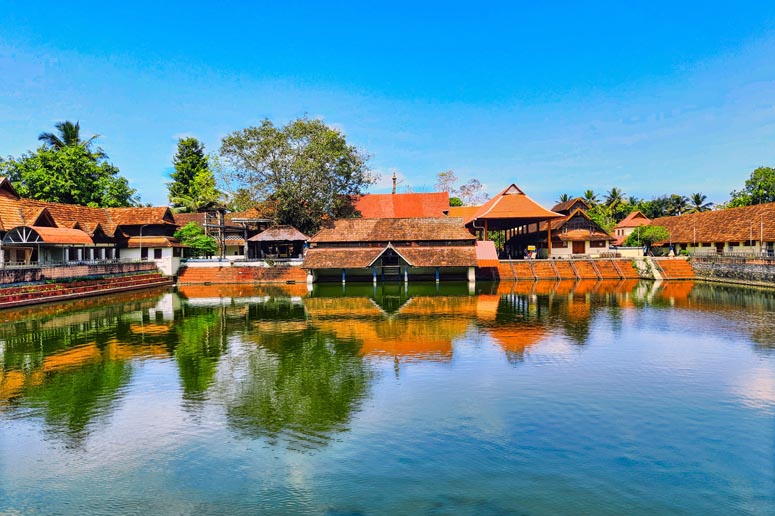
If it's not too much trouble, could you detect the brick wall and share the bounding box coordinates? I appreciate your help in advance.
[177,264,308,284]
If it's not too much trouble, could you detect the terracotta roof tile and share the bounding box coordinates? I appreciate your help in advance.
[106,207,175,226]
[173,212,206,226]
[354,192,450,218]
[551,198,589,214]
[447,206,480,220]
[467,184,561,225]
[248,225,309,242]
[615,210,651,229]
[124,236,185,248]
[3,226,93,245]
[310,217,475,243]
[398,246,478,267]
[302,248,384,269]
[652,203,775,243]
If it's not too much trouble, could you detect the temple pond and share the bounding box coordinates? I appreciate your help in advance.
[1,280,773,515]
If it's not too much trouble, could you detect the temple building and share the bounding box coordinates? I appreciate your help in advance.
[612,210,651,246]
[0,176,184,275]
[302,217,488,283]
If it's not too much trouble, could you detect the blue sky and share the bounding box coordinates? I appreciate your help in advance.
[1,1,774,206]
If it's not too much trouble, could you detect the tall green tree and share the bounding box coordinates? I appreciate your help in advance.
[168,137,220,211]
[583,189,598,206]
[605,187,625,210]
[729,166,775,207]
[667,194,689,216]
[219,117,374,234]
[688,192,713,213]
[1,136,138,207]
[623,225,670,248]
[556,193,571,204]
[38,120,105,158]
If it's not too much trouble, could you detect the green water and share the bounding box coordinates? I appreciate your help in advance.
[0,281,773,515]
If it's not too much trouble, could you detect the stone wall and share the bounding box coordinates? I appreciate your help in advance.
[0,262,159,285]
[691,258,775,287]
[177,264,308,284]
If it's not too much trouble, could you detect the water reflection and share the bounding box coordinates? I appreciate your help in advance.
[2,280,775,447]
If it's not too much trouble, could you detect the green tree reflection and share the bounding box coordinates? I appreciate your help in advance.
[223,327,373,448]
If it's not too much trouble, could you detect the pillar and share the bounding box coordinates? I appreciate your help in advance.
[373,267,377,285]
[435,267,440,283]
[341,269,346,284]
[547,224,552,258]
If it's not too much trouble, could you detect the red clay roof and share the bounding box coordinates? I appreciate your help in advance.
[3,226,94,245]
[551,198,589,214]
[106,207,175,226]
[125,236,185,248]
[354,192,450,218]
[310,217,475,244]
[173,212,206,226]
[652,203,775,243]
[447,205,480,220]
[467,184,561,226]
[398,246,478,267]
[615,210,651,229]
[302,248,384,269]
[248,225,309,242]
[475,240,499,267]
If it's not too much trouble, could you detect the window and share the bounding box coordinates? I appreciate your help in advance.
[141,247,149,260]
[173,247,181,257]
[154,248,163,260]
[590,241,607,248]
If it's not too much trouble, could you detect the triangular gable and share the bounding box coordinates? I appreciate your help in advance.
[367,243,415,267]
[0,177,20,200]
[555,208,611,236]
[31,208,57,228]
[467,183,561,224]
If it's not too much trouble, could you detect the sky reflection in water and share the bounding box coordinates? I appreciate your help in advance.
[0,280,773,515]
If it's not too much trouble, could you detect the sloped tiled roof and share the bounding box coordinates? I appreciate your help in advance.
[106,207,175,226]
[248,225,309,242]
[124,236,185,248]
[311,217,475,243]
[447,205,480,220]
[354,192,450,218]
[302,248,384,269]
[467,184,561,225]
[551,197,589,214]
[615,210,651,229]
[399,246,478,267]
[475,240,499,267]
[173,212,206,227]
[3,226,94,245]
[532,208,612,242]
[652,203,775,243]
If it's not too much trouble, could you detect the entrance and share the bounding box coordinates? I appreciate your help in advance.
[572,241,585,254]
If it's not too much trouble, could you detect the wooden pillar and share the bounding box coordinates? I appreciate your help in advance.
[484,219,489,241]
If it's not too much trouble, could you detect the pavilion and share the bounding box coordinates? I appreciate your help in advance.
[455,184,563,258]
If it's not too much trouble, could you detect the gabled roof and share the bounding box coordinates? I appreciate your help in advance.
[535,208,612,242]
[124,235,185,248]
[475,240,499,267]
[310,217,475,244]
[173,212,206,227]
[551,197,589,214]
[302,244,478,269]
[652,202,775,243]
[248,225,309,242]
[354,192,450,218]
[466,184,561,226]
[0,177,20,200]
[106,207,176,226]
[615,210,651,229]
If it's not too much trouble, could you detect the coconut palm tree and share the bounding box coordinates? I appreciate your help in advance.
[605,187,626,210]
[556,193,571,204]
[688,192,713,213]
[38,121,106,158]
[667,194,690,216]
[583,189,598,206]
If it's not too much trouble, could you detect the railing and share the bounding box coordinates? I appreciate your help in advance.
[0,258,144,269]
[692,251,775,263]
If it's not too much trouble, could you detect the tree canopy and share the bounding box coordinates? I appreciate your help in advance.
[219,118,374,234]
[729,166,775,207]
[174,222,218,257]
[1,121,137,207]
[623,225,670,248]
[168,137,220,212]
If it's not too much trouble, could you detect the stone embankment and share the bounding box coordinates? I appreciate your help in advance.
[177,264,307,284]
[0,271,172,309]
[691,256,775,288]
